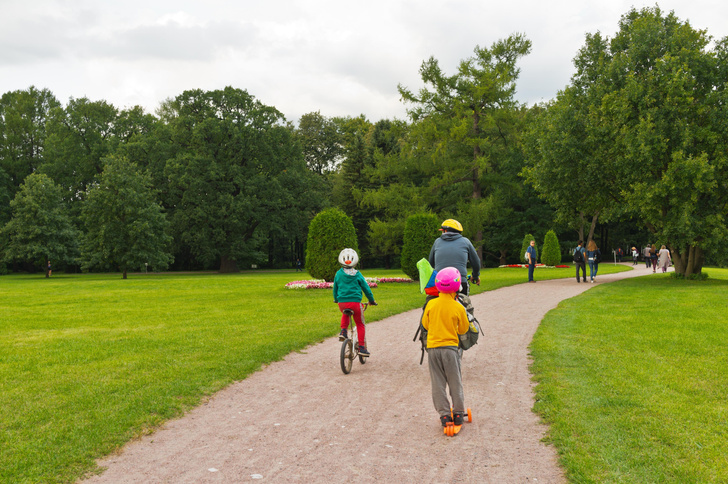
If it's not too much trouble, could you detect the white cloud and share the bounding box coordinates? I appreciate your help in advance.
[1,0,727,122]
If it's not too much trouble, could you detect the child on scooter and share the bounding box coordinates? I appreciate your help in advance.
[421,266,469,427]
[333,248,377,357]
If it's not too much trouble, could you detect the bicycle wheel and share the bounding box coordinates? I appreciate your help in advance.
[340,339,353,374]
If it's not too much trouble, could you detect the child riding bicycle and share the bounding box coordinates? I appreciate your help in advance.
[333,248,377,357]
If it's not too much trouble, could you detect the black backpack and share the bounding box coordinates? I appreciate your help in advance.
[573,247,584,263]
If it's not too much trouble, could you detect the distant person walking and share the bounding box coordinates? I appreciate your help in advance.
[296,258,303,272]
[631,246,638,265]
[586,240,601,283]
[650,244,658,273]
[658,245,671,273]
[574,241,587,283]
[46,260,52,278]
[526,239,537,283]
[643,245,652,269]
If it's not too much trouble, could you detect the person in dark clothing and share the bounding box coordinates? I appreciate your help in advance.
[574,241,587,283]
[429,219,481,295]
[526,240,537,282]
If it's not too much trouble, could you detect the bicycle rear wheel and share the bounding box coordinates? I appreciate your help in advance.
[340,339,353,374]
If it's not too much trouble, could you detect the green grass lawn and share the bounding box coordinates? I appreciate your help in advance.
[530,268,728,483]
[0,263,627,483]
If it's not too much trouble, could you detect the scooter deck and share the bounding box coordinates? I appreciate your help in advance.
[444,422,462,436]
[443,408,472,436]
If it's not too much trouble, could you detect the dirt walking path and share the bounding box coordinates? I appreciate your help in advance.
[84,264,650,483]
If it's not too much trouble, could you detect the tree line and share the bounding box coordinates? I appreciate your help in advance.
[1,6,725,278]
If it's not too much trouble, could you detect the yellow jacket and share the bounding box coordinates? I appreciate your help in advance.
[422,292,469,348]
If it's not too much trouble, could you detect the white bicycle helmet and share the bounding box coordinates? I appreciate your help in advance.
[338,248,359,268]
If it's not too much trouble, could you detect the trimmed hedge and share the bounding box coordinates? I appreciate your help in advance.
[521,233,538,263]
[305,208,358,281]
[400,213,440,280]
[541,229,562,266]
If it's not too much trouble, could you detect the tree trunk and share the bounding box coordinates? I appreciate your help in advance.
[472,112,483,264]
[122,270,127,279]
[219,255,240,273]
[587,212,599,245]
[670,245,704,277]
[577,212,586,242]
[499,249,508,267]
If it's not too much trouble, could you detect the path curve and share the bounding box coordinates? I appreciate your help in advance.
[84,264,652,483]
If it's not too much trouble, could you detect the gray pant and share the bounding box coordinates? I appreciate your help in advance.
[427,346,464,416]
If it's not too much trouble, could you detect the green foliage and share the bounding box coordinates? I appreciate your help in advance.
[41,97,119,210]
[1,173,78,268]
[525,7,728,276]
[520,233,537,263]
[392,36,533,253]
[400,213,440,280]
[81,156,173,278]
[530,269,728,482]
[306,208,358,281]
[295,111,344,175]
[0,86,60,193]
[162,87,317,271]
[540,230,561,266]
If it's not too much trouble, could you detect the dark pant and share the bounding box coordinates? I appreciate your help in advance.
[528,262,535,281]
[575,262,586,281]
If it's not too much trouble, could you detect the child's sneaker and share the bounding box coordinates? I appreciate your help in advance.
[358,345,370,357]
[338,329,348,341]
[453,412,464,426]
[440,414,453,427]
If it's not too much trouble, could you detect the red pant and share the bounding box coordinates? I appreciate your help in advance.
[338,302,366,346]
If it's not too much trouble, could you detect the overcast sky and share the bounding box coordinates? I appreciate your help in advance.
[1,0,726,123]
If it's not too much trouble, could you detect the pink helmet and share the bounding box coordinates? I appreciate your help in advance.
[435,267,461,293]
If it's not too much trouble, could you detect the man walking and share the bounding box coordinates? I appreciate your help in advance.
[574,241,587,283]
[526,239,537,282]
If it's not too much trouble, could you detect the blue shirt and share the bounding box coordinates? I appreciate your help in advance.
[527,245,536,265]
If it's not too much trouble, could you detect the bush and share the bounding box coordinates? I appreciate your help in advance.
[400,213,440,280]
[306,208,358,281]
[541,230,562,266]
[520,233,537,263]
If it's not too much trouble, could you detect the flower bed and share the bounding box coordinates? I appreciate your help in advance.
[372,277,414,283]
[285,276,413,289]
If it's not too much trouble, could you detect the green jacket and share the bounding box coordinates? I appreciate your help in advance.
[333,268,375,303]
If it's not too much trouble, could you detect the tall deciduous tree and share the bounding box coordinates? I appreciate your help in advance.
[81,156,172,279]
[528,7,728,276]
[162,87,314,272]
[1,173,78,270]
[0,86,60,190]
[296,111,344,175]
[41,97,118,211]
[397,35,532,259]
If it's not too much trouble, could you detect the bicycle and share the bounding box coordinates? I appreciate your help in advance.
[339,302,372,374]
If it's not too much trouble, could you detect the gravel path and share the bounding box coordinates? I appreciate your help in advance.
[83,264,649,483]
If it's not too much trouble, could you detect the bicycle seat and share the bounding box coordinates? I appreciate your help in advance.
[342,309,355,316]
